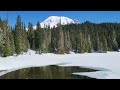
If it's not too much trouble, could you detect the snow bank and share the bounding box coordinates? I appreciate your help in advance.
[0,50,120,79]
[73,71,120,79]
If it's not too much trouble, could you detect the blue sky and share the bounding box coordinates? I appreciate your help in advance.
[0,11,120,28]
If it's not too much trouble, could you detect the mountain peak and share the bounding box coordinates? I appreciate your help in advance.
[32,16,80,29]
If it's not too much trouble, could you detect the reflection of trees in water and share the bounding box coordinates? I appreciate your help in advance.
[0,65,97,79]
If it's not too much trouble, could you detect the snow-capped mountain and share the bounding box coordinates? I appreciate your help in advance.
[33,16,80,29]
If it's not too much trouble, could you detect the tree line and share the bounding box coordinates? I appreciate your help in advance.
[0,15,120,57]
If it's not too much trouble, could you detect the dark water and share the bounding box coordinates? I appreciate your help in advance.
[0,65,97,79]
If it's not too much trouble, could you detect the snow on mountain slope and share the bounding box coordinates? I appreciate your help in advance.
[33,16,80,29]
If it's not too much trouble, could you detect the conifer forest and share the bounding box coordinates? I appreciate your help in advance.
[0,15,120,57]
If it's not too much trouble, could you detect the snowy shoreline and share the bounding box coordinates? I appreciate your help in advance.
[0,50,120,79]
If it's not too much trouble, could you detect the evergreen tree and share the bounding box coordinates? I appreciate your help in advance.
[19,21,28,53]
[101,36,108,52]
[34,22,41,54]
[14,15,21,54]
[76,29,81,53]
[50,27,56,53]
[0,18,3,28]
[41,28,47,53]
[112,30,118,51]
[2,19,14,57]
[95,33,100,52]
[87,35,92,53]
[7,26,15,55]
[3,43,12,57]
[57,24,65,54]
[47,26,52,53]
[28,22,35,50]
[22,24,28,52]
[0,27,4,56]
[64,29,71,53]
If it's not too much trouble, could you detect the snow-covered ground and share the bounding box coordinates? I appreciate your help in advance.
[0,50,120,79]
